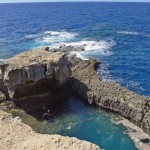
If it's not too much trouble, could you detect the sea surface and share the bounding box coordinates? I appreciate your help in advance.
[0,2,150,150]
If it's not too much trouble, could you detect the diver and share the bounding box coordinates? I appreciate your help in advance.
[42,106,54,120]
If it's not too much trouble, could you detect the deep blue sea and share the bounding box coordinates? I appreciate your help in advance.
[0,2,150,150]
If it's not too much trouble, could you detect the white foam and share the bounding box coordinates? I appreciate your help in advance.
[26,31,78,44]
[53,40,115,55]
[97,62,115,82]
[41,30,78,43]
[118,31,141,36]
[39,31,116,58]
[69,51,89,60]
[44,31,78,38]
[26,34,39,39]
[118,31,150,37]
[66,122,77,130]
[59,40,114,51]
[52,39,115,59]
[0,59,5,62]
[27,30,116,59]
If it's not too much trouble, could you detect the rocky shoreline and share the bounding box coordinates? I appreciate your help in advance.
[52,45,150,135]
[0,110,100,150]
[70,56,150,135]
[117,117,150,150]
[0,47,71,112]
[0,46,150,150]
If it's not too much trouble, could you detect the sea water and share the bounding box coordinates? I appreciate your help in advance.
[0,2,150,150]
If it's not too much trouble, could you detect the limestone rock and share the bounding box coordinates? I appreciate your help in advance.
[0,47,71,101]
[70,56,150,135]
[0,110,101,150]
[49,45,150,135]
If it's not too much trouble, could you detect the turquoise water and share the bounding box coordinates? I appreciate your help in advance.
[0,2,149,149]
[40,97,138,150]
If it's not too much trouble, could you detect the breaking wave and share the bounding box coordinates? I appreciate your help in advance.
[55,40,115,51]
[118,31,140,35]
[26,30,116,59]
[41,31,78,43]
[97,63,114,82]
[25,34,39,39]
[44,30,78,39]
[0,58,5,62]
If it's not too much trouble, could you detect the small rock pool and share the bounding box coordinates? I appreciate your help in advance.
[30,96,138,150]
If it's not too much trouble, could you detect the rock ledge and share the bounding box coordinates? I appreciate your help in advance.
[0,110,100,150]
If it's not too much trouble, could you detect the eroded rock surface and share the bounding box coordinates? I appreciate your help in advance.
[0,110,100,150]
[0,91,6,103]
[48,45,150,135]
[0,47,71,111]
[70,57,150,135]
[0,46,149,149]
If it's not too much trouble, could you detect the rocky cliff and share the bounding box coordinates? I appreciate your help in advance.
[70,56,150,135]
[0,47,71,111]
[0,47,101,150]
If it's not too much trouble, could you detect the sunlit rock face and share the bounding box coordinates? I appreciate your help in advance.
[0,47,71,110]
[70,56,150,135]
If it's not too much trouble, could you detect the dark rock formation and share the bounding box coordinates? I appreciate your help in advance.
[140,138,150,144]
